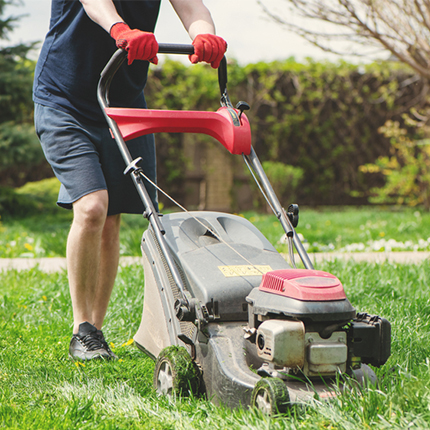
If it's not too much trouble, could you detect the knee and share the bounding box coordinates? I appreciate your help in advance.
[73,191,109,230]
[102,214,121,245]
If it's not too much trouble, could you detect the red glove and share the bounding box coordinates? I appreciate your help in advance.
[110,22,158,66]
[189,34,227,69]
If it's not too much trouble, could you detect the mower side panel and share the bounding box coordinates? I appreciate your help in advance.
[134,229,184,359]
[134,250,173,359]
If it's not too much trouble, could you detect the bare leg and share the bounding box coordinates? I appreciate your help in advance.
[67,190,120,334]
[92,213,121,329]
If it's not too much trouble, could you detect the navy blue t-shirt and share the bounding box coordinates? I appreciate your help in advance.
[33,0,161,124]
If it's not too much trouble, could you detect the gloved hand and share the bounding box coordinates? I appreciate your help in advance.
[110,22,159,66]
[189,34,227,69]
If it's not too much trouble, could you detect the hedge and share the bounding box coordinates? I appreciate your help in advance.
[1,57,425,211]
[145,58,423,206]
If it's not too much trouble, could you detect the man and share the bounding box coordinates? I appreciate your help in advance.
[33,0,227,361]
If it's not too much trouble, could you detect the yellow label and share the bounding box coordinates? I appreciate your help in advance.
[218,265,273,277]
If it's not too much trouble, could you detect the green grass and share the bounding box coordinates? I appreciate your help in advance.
[251,206,430,253]
[0,213,148,258]
[2,206,430,258]
[1,260,430,429]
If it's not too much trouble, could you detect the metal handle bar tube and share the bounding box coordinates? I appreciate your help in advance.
[98,45,229,109]
[154,44,229,105]
[102,106,191,307]
[97,48,191,307]
[244,147,314,270]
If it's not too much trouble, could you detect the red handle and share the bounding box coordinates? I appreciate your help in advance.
[105,106,251,155]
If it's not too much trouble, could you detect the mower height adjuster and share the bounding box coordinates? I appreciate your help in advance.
[124,157,143,176]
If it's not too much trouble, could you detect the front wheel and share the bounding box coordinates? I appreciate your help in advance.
[153,346,200,397]
[251,377,290,415]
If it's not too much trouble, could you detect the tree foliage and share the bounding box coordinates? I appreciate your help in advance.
[0,0,46,187]
[258,0,430,209]
[0,0,36,121]
[258,0,430,84]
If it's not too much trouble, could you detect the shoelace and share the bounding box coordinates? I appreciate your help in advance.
[96,331,112,353]
[79,333,105,351]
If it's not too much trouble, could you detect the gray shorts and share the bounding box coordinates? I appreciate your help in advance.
[34,103,158,215]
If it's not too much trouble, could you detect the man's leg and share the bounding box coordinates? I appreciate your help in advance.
[67,190,110,334]
[92,212,121,330]
[67,190,121,360]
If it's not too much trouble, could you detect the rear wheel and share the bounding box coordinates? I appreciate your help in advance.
[251,377,290,415]
[154,346,200,397]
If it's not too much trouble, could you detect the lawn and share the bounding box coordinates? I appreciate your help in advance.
[1,206,430,428]
[1,260,430,429]
[2,206,430,258]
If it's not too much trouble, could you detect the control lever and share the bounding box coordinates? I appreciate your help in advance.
[236,101,250,119]
[287,204,299,228]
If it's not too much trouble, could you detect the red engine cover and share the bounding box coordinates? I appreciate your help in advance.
[259,269,346,301]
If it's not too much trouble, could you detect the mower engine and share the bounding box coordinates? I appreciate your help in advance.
[246,269,391,379]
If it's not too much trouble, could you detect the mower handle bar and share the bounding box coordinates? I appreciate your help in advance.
[98,44,230,110]
[98,45,315,282]
[97,44,232,314]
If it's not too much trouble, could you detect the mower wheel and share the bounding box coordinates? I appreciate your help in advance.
[154,346,201,397]
[251,377,290,415]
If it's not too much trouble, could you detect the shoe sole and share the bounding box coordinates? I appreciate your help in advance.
[68,351,112,361]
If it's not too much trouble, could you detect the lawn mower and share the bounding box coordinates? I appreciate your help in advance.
[98,45,391,413]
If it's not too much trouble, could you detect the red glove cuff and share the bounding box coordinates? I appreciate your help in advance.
[110,22,129,47]
[190,34,227,69]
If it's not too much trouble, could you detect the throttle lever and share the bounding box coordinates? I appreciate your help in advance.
[236,101,250,119]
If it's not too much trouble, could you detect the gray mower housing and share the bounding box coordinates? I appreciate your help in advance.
[134,212,390,407]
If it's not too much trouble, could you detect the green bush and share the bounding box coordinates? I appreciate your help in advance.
[145,59,421,207]
[0,185,37,217]
[17,177,62,212]
[263,160,303,199]
[249,161,304,210]
[0,177,62,218]
[360,114,430,209]
[0,122,44,170]
[3,58,425,208]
